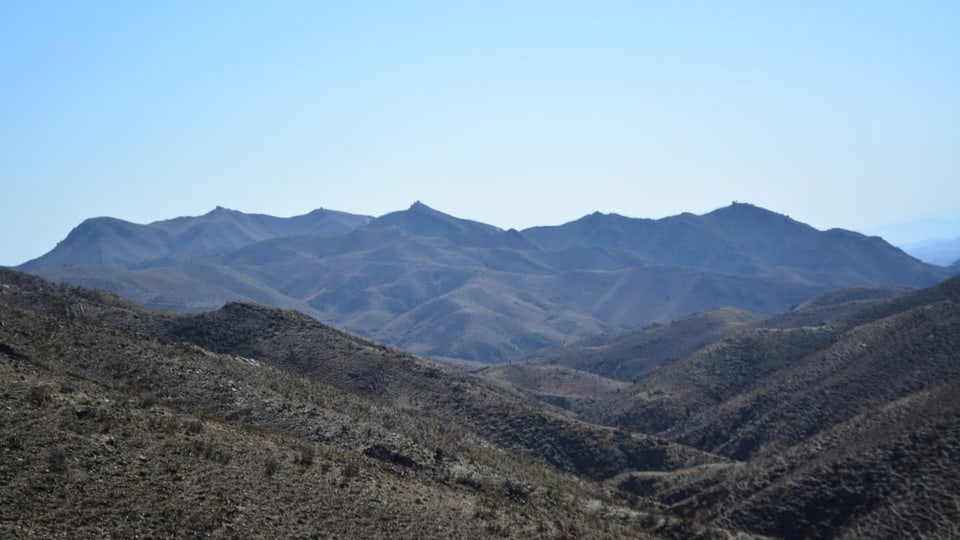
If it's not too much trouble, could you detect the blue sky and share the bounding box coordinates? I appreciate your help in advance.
[2,1,958,265]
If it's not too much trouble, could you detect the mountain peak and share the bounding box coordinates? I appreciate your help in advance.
[702,202,816,236]
[208,205,239,216]
[407,200,444,215]
[579,210,632,225]
[709,201,781,218]
[369,203,501,238]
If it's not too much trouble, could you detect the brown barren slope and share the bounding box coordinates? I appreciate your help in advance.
[0,268,744,539]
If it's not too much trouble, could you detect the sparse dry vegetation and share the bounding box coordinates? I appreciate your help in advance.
[2,266,958,538]
[0,268,724,538]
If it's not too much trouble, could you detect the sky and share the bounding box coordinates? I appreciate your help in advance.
[2,1,958,265]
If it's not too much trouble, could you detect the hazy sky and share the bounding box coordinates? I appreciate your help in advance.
[2,1,958,265]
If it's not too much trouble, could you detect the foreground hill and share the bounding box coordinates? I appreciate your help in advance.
[0,268,742,538]
[18,202,950,363]
[4,267,958,537]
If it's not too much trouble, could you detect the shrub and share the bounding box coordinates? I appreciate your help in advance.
[264,456,280,478]
[185,420,204,434]
[47,448,67,473]
[342,463,359,480]
[504,481,528,504]
[188,440,232,464]
[138,392,158,408]
[5,434,24,450]
[29,385,52,407]
[298,443,315,467]
[149,416,178,434]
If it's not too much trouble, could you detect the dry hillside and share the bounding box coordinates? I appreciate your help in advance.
[0,268,742,538]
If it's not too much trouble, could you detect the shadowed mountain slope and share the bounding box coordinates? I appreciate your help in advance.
[601,278,960,538]
[520,287,907,385]
[166,301,719,480]
[512,275,960,538]
[18,202,951,363]
[522,308,760,382]
[619,380,960,539]
[472,363,630,417]
[587,276,960,461]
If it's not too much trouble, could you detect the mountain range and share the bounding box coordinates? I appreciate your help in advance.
[17,202,951,363]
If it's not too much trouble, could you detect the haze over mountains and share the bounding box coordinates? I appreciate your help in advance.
[18,201,951,363]
[902,236,960,267]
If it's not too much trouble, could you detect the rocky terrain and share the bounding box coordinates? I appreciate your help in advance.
[1,268,746,538]
[18,202,950,363]
[498,275,960,538]
[2,266,960,537]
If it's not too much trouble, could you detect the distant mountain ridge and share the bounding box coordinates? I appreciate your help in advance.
[20,206,372,270]
[525,202,939,286]
[17,202,952,362]
[902,235,960,266]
